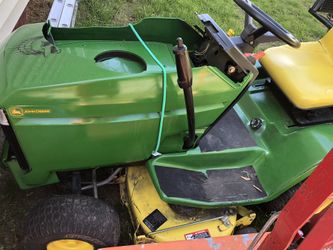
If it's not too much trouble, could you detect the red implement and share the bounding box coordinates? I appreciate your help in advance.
[100,233,266,250]
[257,149,333,250]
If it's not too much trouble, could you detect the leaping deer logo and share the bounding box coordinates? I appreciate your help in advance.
[10,107,24,116]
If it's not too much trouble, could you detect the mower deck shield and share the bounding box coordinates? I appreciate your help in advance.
[121,165,255,242]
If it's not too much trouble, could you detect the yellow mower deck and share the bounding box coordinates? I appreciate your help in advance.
[121,166,255,243]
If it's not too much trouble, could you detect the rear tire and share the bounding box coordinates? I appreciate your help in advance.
[22,195,120,250]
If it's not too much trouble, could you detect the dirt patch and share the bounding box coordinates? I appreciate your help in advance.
[0,168,59,250]
[26,0,53,23]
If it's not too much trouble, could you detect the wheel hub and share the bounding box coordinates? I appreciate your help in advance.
[47,239,94,250]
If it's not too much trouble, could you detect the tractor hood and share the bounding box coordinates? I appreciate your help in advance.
[0,18,256,188]
[0,18,203,107]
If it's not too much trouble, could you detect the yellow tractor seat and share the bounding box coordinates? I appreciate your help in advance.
[260,28,333,110]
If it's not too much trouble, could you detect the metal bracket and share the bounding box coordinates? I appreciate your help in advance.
[236,206,256,227]
[47,0,79,28]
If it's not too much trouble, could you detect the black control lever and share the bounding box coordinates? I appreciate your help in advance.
[173,38,196,149]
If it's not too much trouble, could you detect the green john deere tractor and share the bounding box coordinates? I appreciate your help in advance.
[1,0,333,249]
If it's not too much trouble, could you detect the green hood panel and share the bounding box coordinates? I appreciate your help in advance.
[0,18,203,104]
[0,18,253,188]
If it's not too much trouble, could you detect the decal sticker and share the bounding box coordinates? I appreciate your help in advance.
[9,107,24,117]
[9,107,51,117]
[184,229,211,240]
[143,209,167,232]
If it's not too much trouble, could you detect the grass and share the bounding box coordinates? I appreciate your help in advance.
[76,0,327,42]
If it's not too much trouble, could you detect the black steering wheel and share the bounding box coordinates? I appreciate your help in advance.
[234,0,301,48]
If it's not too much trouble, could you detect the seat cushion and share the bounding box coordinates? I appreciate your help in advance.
[260,29,333,110]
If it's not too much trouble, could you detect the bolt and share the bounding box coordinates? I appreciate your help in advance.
[227,65,236,75]
[220,215,231,227]
[250,118,263,130]
[176,37,184,48]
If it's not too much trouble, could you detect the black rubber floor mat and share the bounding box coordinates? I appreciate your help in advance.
[156,166,267,202]
[199,109,256,152]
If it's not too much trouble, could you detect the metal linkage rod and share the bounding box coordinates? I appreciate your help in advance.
[81,168,123,191]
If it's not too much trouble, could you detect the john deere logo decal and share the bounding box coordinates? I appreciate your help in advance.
[9,107,51,117]
[9,107,24,116]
